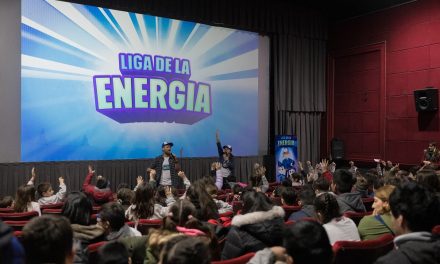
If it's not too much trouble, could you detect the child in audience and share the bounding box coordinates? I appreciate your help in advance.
[288,187,317,221]
[250,163,269,193]
[125,181,175,222]
[116,187,134,210]
[0,196,14,208]
[37,177,66,205]
[98,241,130,264]
[221,190,285,260]
[312,176,332,196]
[230,184,243,202]
[98,202,141,240]
[376,183,440,264]
[358,185,396,240]
[146,200,214,263]
[205,183,233,214]
[248,220,333,264]
[314,192,360,245]
[14,184,41,215]
[331,169,366,213]
[280,187,297,206]
[22,215,74,264]
[0,220,25,263]
[186,179,219,221]
[82,165,114,204]
[162,236,211,264]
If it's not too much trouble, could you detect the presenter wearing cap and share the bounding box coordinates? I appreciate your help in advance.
[216,130,235,188]
[149,141,185,189]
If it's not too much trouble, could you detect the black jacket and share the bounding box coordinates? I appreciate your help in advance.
[221,206,285,260]
[150,154,183,189]
[375,232,440,264]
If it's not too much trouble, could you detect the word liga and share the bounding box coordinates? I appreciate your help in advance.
[93,53,212,124]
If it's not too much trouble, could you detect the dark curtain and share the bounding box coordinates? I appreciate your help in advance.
[271,35,327,162]
[0,156,265,196]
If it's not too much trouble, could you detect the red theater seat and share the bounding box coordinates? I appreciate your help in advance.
[362,197,374,211]
[433,225,440,234]
[88,241,107,263]
[0,211,39,221]
[211,252,255,264]
[343,211,372,226]
[219,211,233,218]
[4,220,29,231]
[333,233,394,264]
[40,202,64,210]
[127,219,162,235]
[42,208,62,215]
[281,205,301,221]
[0,208,14,213]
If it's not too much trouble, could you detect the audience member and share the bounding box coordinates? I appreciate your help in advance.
[205,183,233,214]
[14,184,41,215]
[162,236,211,264]
[0,220,25,263]
[314,192,360,245]
[37,177,67,205]
[98,202,141,240]
[248,220,333,264]
[332,169,366,213]
[97,241,130,264]
[82,165,114,204]
[358,185,396,240]
[125,181,175,222]
[62,192,105,263]
[250,163,269,193]
[280,187,297,206]
[186,180,219,221]
[0,196,14,208]
[22,215,74,264]
[312,176,331,196]
[221,190,284,260]
[116,187,134,210]
[375,183,440,264]
[288,187,317,221]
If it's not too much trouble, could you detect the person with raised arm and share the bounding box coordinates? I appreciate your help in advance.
[82,165,114,204]
[215,130,235,188]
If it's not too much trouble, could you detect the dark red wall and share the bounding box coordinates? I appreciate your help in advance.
[328,0,440,164]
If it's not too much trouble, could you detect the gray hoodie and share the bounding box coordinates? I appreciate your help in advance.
[336,192,366,213]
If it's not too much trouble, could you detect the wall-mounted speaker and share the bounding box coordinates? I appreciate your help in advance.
[414,88,438,112]
[331,138,344,160]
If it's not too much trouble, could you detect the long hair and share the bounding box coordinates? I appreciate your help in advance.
[14,185,36,213]
[314,193,341,224]
[133,182,155,219]
[61,192,93,226]
[186,180,219,221]
[241,189,273,214]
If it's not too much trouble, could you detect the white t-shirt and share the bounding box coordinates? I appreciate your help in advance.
[160,156,172,186]
[323,216,360,245]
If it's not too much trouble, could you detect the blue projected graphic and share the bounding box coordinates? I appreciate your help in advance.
[21,0,259,161]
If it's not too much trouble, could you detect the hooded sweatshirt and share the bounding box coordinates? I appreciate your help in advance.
[221,206,285,260]
[375,232,440,264]
[337,191,366,213]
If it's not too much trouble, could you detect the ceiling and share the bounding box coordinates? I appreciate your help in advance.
[306,0,417,21]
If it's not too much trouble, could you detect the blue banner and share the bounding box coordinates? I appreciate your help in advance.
[275,135,298,183]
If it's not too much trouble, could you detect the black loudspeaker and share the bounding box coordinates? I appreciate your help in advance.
[414,88,438,112]
[331,138,344,160]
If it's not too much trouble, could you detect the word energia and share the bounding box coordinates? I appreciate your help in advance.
[93,53,212,124]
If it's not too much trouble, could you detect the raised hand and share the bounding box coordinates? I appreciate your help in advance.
[88,165,95,174]
[178,171,186,179]
[59,177,65,185]
[30,167,36,181]
[320,159,329,172]
[298,161,304,171]
[136,176,144,186]
[214,162,222,170]
[149,169,157,181]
